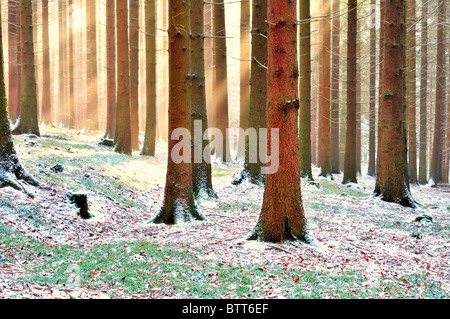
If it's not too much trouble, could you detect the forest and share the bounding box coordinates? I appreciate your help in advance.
[0,0,449,301]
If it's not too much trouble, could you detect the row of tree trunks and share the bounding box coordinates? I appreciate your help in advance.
[0,6,39,193]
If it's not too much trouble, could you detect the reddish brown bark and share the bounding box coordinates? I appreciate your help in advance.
[8,0,21,122]
[12,0,40,137]
[248,0,308,243]
[152,0,205,224]
[129,0,140,150]
[374,0,414,207]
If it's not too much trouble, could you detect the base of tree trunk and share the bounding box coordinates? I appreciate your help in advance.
[151,200,206,225]
[374,191,417,209]
[246,220,312,244]
[231,169,265,186]
[0,158,40,197]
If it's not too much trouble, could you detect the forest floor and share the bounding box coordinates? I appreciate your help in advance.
[0,126,449,299]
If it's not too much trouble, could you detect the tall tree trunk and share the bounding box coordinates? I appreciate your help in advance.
[430,0,446,186]
[248,0,308,243]
[375,0,415,208]
[204,2,213,131]
[104,0,117,139]
[8,0,21,122]
[68,0,75,129]
[418,0,428,184]
[368,0,377,177]
[318,0,332,178]
[330,0,341,174]
[58,0,67,126]
[233,0,268,185]
[12,0,40,137]
[343,0,358,184]
[152,0,206,224]
[237,0,251,160]
[129,0,140,150]
[356,16,361,175]
[114,0,132,155]
[86,0,99,130]
[212,0,231,162]
[141,0,157,156]
[40,0,51,124]
[190,0,216,198]
[406,0,417,183]
[0,10,39,193]
[299,0,313,180]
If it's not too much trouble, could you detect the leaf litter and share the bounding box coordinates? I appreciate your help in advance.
[0,128,449,299]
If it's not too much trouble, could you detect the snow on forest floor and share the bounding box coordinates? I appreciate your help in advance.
[0,126,449,299]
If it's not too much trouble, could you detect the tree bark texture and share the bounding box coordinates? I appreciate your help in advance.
[248,0,308,243]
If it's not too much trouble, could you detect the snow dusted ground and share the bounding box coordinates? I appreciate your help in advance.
[0,129,449,299]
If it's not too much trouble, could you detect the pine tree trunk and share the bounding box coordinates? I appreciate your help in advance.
[375,0,415,207]
[212,0,231,162]
[129,0,140,150]
[233,0,268,186]
[152,0,205,224]
[0,8,39,193]
[40,0,51,124]
[318,0,332,178]
[114,0,132,155]
[105,0,116,139]
[237,0,251,160]
[12,0,40,137]
[343,0,358,185]
[86,0,99,130]
[299,0,313,180]
[406,0,417,183]
[418,0,428,184]
[190,0,216,198]
[430,1,446,186]
[248,0,308,243]
[8,0,21,122]
[68,0,75,129]
[58,0,67,126]
[141,0,157,157]
[330,0,340,174]
[368,0,377,177]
